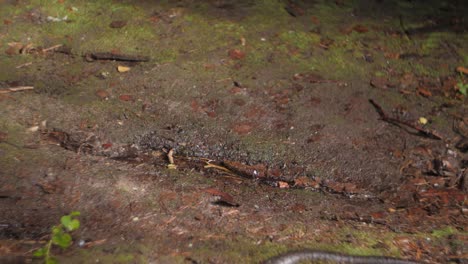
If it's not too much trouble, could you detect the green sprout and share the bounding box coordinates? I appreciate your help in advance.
[456,81,467,96]
[33,211,81,264]
[456,71,467,96]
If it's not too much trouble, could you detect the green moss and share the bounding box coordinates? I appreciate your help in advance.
[192,237,287,263]
[158,48,179,63]
[279,31,320,52]
[421,32,448,54]
[431,226,457,238]
[68,244,146,264]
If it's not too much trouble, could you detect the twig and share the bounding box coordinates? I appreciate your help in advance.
[369,99,442,140]
[0,86,34,94]
[399,15,411,41]
[84,52,150,62]
[16,62,32,68]
[42,44,63,52]
[167,149,177,169]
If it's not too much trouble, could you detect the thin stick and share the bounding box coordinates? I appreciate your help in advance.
[369,99,442,140]
[85,52,150,62]
[42,44,63,52]
[167,149,177,169]
[0,86,34,94]
[16,62,33,68]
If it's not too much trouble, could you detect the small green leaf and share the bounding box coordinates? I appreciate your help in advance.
[46,257,58,264]
[52,226,62,235]
[70,211,81,217]
[61,215,80,231]
[458,83,467,95]
[60,215,72,227]
[52,232,72,249]
[33,247,45,257]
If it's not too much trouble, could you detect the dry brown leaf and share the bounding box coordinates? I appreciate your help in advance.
[232,122,254,135]
[95,90,109,100]
[202,188,238,206]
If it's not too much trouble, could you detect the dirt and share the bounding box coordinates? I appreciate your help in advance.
[0,0,467,263]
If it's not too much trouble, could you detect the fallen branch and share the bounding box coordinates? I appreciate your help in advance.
[369,99,442,140]
[0,86,34,94]
[84,52,150,62]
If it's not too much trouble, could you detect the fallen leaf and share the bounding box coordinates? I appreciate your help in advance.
[319,37,334,49]
[289,203,306,212]
[119,94,134,102]
[353,24,369,33]
[95,90,109,100]
[340,26,354,34]
[0,131,8,142]
[393,237,418,254]
[82,239,107,249]
[204,63,215,70]
[399,73,418,89]
[228,49,245,60]
[456,66,468,74]
[311,16,320,25]
[110,20,127,28]
[117,65,130,73]
[190,99,201,112]
[417,87,432,97]
[5,42,23,55]
[370,77,392,89]
[370,211,386,220]
[4,19,12,25]
[102,143,113,149]
[399,89,412,95]
[294,177,320,188]
[232,122,254,135]
[384,52,400,59]
[202,188,239,206]
[277,181,289,188]
[284,2,304,17]
[325,181,360,194]
[222,160,267,178]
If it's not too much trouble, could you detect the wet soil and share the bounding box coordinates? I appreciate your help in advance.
[0,0,467,263]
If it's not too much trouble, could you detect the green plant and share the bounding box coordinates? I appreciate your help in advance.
[456,72,467,96]
[456,81,467,96]
[33,211,81,264]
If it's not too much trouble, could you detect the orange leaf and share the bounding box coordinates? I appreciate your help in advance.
[119,94,134,102]
[232,122,253,135]
[353,24,369,33]
[228,49,245,60]
[456,66,468,74]
[311,16,320,25]
[417,87,432,97]
[95,90,109,100]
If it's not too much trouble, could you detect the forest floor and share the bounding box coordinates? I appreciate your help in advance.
[0,0,467,263]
